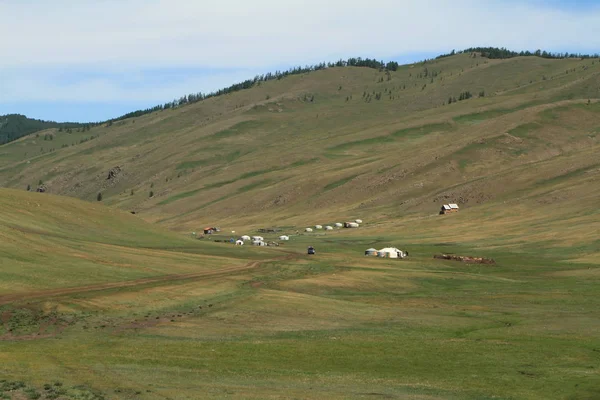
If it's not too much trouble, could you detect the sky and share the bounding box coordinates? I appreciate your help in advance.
[1,0,599,122]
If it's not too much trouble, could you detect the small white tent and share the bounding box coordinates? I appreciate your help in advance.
[345,222,359,228]
[377,247,405,259]
[253,240,267,246]
[355,219,363,224]
[252,236,264,242]
[365,248,378,256]
[325,226,333,231]
[334,222,343,228]
[279,235,290,241]
[235,240,244,246]
[315,225,323,230]
[241,235,251,241]
[305,228,313,232]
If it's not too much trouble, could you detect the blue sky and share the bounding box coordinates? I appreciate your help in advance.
[0,0,599,123]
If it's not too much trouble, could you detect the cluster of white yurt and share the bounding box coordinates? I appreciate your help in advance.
[365,247,406,258]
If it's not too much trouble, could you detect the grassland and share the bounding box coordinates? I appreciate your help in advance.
[0,53,598,232]
[0,188,599,399]
[1,52,600,399]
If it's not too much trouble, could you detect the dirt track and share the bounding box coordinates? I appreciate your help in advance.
[0,253,297,305]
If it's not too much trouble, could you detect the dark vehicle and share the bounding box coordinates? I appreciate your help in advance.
[307,246,315,255]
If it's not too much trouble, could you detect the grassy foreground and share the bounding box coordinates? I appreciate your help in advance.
[0,189,599,399]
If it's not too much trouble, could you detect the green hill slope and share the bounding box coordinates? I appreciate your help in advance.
[1,53,599,232]
[0,188,268,296]
[0,114,83,145]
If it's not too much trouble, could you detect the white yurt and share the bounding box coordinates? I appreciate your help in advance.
[377,247,404,258]
[315,225,323,230]
[279,235,290,241]
[252,236,264,242]
[325,226,333,231]
[345,222,360,228]
[355,219,363,224]
[235,240,244,246]
[253,240,267,246]
[334,222,343,228]
[305,228,313,232]
[240,235,251,241]
[364,248,378,256]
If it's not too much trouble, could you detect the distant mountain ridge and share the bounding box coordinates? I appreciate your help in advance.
[0,114,83,145]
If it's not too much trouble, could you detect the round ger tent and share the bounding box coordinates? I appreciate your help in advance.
[334,223,343,228]
[325,226,333,231]
[355,219,363,224]
[235,240,244,246]
[365,248,378,256]
[305,228,313,232]
[240,235,251,241]
[315,225,323,230]
[279,235,290,241]
[377,247,403,258]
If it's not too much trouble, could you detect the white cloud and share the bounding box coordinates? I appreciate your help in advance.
[0,0,599,108]
[2,0,599,69]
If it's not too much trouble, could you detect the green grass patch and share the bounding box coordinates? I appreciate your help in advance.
[289,158,319,167]
[458,159,470,170]
[391,122,454,138]
[535,164,600,186]
[158,188,203,205]
[323,174,360,191]
[238,166,282,180]
[237,179,274,193]
[211,120,262,139]
[327,135,394,152]
[508,122,542,138]
[453,101,541,125]
[176,159,211,170]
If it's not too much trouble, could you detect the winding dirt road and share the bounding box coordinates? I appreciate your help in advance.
[0,253,298,305]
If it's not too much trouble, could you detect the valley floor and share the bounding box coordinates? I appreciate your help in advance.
[1,194,599,400]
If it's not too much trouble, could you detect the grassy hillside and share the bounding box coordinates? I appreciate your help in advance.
[0,189,599,399]
[0,53,599,233]
[0,114,83,145]
[1,52,600,399]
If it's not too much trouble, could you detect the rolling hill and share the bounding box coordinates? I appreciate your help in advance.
[1,52,600,234]
[1,50,600,400]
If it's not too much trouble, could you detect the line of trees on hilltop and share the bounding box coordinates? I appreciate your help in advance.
[115,46,600,124]
[437,47,600,60]
[110,58,403,123]
[5,47,599,147]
